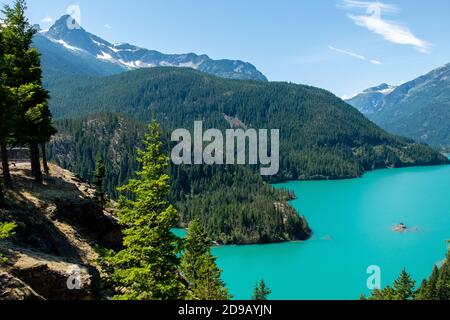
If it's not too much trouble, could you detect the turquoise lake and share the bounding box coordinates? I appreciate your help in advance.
[206,161,450,300]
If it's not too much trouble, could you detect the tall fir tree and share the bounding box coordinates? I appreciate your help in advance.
[435,253,450,300]
[393,269,416,300]
[0,24,5,205]
[1,0,56,184]
[252,280,272,300]
[93,158,107,209]
[417,265,440,300]
[109,122,187,300]
[0,18,14,189]
[181,219,230,300]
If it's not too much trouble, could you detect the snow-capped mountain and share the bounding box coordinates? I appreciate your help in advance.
[346,83,397,115]
[346,64,450,147]
[35,15,267,81]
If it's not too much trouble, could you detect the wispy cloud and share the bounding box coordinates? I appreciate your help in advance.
[328,45,382,65]
[42,16,53,24]
[329,45,365,60]
[342,0,431,53]
[104,24,112,29]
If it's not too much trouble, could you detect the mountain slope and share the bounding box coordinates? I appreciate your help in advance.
[47,67,449,182]
[35,15,267,81]
[47,113,312,245]
[347,64,450,147]
[346,83,396,116]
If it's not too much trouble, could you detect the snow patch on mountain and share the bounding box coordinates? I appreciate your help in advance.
[37,15,268,81]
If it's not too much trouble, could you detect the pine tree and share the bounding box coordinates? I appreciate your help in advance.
[435,253,450,300]
[252,280,271,300]
[393,269,416,300]
[369,285,397,300]
[181,219,230,300]
[109,122,187,300]
[93,158,107,209]
[1,0,56,184]
[416,279,430,300]
[0,18,14,188]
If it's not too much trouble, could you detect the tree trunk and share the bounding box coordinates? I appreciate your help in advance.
[0,144,12,188]
[41,143,49,175]
[29,143,42,184]
[0,179,5,209]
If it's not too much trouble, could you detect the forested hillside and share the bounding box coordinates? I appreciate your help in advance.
[47,113,311,244]
[45,68,447,244]
[47,67,448,182]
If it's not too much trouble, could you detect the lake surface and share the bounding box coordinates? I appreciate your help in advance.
[209,161,450,300]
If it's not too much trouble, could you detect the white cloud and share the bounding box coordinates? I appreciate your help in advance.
[104,24,112,29]
[329,45,382,65]
[42,16,53,24]
[342,0,431,53]
[329,45,365,60]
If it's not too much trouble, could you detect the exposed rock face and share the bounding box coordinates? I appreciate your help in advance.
[0,271,44,300]
[0,163,122,300]
[6,249,99,300]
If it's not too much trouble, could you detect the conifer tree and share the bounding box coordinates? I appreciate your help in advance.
[181,219,230,300]
[393,269,416,300]
[109,122,187,300]
[435,254,450,300]
[1,0,56,184]
[252,280,271,300]
[93,158,107,209]
[0,19,13,188]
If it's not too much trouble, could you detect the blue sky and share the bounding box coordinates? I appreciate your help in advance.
[12,0,450,97]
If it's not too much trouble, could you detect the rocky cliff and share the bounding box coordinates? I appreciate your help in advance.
[0,163,121,300]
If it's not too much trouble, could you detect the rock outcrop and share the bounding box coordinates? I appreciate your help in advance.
[0,163,122,300]
[0,271,44,300]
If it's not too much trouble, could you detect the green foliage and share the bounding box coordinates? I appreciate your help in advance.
[44,68,446,244]
[47,113,145,198]
[93,158,107,208]
[48,113,311,245]
[368,252,450,301]
[366,269,415,300]
[0,222,16,263]
[392,269,416,300]
[0,222,16,239]
[0,0,56,183]
[108,122,187,300]
[181,220,231,300]
[417,252,450,300]
[252,280,271,300]
[46,67,448,181]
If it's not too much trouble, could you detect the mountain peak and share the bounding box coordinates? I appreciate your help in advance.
[363,83,395,94]
[46,15,84,39]
[36,15,268,81]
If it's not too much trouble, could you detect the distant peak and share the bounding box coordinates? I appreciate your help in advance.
[48,14,83,35]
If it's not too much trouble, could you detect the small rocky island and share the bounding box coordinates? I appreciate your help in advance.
[393,223,408,233]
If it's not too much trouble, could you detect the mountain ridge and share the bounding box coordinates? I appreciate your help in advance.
[34,15,267,81]
[347,63,450,147]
